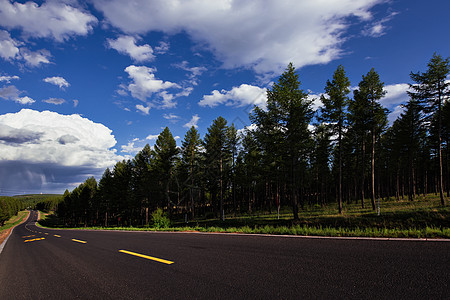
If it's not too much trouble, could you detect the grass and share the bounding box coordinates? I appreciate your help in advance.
[38,195,450,239]
[0,210,29,233]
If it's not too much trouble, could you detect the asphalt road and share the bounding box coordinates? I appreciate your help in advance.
[0,211,448,299]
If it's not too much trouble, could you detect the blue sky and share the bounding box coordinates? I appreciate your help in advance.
[0,0,449,195]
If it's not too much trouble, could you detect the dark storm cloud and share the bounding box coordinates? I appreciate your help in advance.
[0,160,105,196]
[0,124,43,144]
[57,134,79,145]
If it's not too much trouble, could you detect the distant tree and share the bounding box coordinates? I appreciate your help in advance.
[181,126,202,219]
[204,116,229,220]
[409,53,450,205]
[227,124,240,214]
[132,144,154,224]
[153,127,179,214]
[252,62,313,219]
[353,68,387,210]
[319,65,351,213]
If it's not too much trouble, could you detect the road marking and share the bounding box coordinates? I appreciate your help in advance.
[54,235,61,238]
[119,250,174,265]
[24,238,45,243]
[44,233,48,235]
[22,235,35,238]
[72,239,87,244]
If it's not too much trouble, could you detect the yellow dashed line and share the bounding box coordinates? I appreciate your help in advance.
[54,235,61,238]
[22,235,35,238]
[24,238,45,243]
[119,250,174,265]
[72,239,87,244]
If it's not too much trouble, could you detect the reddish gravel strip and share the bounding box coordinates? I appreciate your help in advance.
[0,211,30,246]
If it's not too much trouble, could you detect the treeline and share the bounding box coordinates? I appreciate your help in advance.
[0,197,25,226]
[57,54,449,227]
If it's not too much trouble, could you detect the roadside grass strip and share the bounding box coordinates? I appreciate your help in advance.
[24,237,45,243]
[72,239,87,244]
[119,250,174,265]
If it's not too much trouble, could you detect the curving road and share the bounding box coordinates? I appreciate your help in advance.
[0,211,448,299]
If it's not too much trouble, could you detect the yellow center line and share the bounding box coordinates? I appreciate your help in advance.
[119,250,174,265]
[44,233,48,235]
[54,235,61,238]
[22,235,35,238]
[72,239,87,244]
[24,238,45,243]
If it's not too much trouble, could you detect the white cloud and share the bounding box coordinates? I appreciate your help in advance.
[107,35,155,62]
[43,98,66,105]
[43,76,70,89]
[0,0,97,41]
[16,96,35,105]
[163,113,180,120]
[388,104,405,125]
[94,0,384,74]
[154,41,169,54]
[146,134,159,140]
[0,85,35,105]
[73,99,79,107]
[362,11,398,38]
[380,83,410,108]
[184,114,200,128]
[121,141,142,154]
[19,48,51,66]
[0,30,20,60]
[0,75,19,83]
[199,84,267,108]
[0,109,120,194]
[136,104,150,115]
[0,30,51,66]
[125,65,180,101]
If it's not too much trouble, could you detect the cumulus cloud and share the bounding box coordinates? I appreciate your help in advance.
[146,134,159,140]
[125,65,180,100]
[43,76,70,89]
[43,97,66,105]
[94,0,385,74]
[0,109,120,194]
[163,113,180,120]
[0,0,98,41]
[107,35,155,62]
[184,114,200,129]
[0,30,51,66]
[0,30,20,60]
[380,83,410,108]
[0,75,19,83]
[124,65,186,109]
[0,85,35,105]
[136,104,150,115]
[199,84,267,108]
[19,48,51,66]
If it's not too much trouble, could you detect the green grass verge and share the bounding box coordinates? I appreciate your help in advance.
[38,196,450,239]
[0,210,29,233]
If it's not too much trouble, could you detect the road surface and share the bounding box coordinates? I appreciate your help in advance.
[0,211,448,299]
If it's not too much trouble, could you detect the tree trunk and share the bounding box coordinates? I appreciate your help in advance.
[338,123,343,214]
[371,127,376,210]
[361,139,365,209]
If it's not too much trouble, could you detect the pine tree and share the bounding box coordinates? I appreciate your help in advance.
[354,68,387,210]
[319,65,351,213]
[154,127,179,214]
[203,116,229,220]
[251,62,313,219]
[181,126,202,219]
[409,53,450,205]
